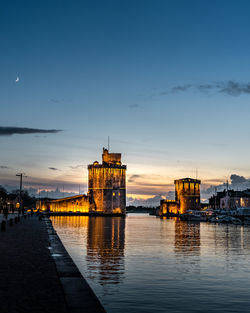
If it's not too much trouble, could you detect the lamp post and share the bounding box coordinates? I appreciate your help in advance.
[16,173,27,214]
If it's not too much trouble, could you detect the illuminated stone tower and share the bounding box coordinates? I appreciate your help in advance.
[88,148,126,214]
[174,178,201,214]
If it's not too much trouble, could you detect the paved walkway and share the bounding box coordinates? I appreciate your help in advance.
[0,216,69,313]
[0,213,19,223]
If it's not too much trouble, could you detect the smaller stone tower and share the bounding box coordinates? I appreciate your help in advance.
[174,178,201,213]
[88,148,126,214]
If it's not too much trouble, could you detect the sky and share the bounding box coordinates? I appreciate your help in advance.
[1,0,250,203]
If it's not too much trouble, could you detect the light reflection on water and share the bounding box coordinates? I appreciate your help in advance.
[51,214,250,313]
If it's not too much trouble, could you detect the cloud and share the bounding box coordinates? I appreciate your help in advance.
[127,173,174,197]
[128,174,142,183]
[127,195,165,207]
[48,167,60,171]
[197,81,250,96]
[197,84,214,92]
[171,84,192,93]
[230,174,247,184]
[50,98,60,103]
[69,165,85,169]
[0,127,62,136]
[201,174,250,200]
[163,81,250,96]
[0,166,9,169]
[128,103,139,109]
[1,176,88,194]
[219,81,250,96]
[202,178,226,184]
[2,185,80,199]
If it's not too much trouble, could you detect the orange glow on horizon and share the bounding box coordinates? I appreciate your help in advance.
[126,194,157,200]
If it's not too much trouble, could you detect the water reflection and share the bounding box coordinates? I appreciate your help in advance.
[86,217,125,285]
[212,224,243,256]
[174,220,200,255]
[52,215,89,228]
[51,215,125,286]
[51,215,250,313]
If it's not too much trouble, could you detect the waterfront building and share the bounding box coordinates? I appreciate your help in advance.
[47,194,90,212]
[159,178,201,216]
[88,148,126,214]
[36,148,127,215]
[209,189,250,210]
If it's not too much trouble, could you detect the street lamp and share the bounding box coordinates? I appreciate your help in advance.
[16,173,27,213]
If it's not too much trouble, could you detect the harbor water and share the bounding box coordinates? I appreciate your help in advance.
[51,214,250,313]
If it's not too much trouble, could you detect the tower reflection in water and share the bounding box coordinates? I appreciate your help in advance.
[174,220,200,256]
[51,216,125,287]
[86,217,125,286]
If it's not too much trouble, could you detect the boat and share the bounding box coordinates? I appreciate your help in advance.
[180,210,210,221]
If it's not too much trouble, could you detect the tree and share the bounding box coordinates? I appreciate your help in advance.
[9,189,36,208]
[0,186,8,200]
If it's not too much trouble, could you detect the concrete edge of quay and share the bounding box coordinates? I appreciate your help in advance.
[44,216,107,313]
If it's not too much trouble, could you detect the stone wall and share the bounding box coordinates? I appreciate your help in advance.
[175,178,201,213]
[88,165,126,214]
[160,200,179,215]
[160,178,201,216]
[36,148,127,215]
[37,195,90,213]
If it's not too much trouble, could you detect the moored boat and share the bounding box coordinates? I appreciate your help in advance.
[180,210,210,221]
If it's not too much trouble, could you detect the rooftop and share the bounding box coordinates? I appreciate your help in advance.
[174,178,201,184]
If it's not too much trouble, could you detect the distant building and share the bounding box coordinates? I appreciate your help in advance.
[36,148,127,215]
[160,178,201,216]
[209,189,250,210]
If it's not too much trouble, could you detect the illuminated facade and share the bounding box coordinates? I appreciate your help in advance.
[160,200,179,215]
[209,189,250,210]
[47,195,89,213]
[36,148,127,215]
[88,148,126,214]
[160,178,201,216]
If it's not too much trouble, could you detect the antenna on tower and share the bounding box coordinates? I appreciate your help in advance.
[108,136,110,152]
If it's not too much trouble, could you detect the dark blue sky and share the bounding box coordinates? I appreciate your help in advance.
[1,0,250,199]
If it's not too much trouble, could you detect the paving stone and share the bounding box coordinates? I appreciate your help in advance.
[0,216,69,313]
[0,215,106,313]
